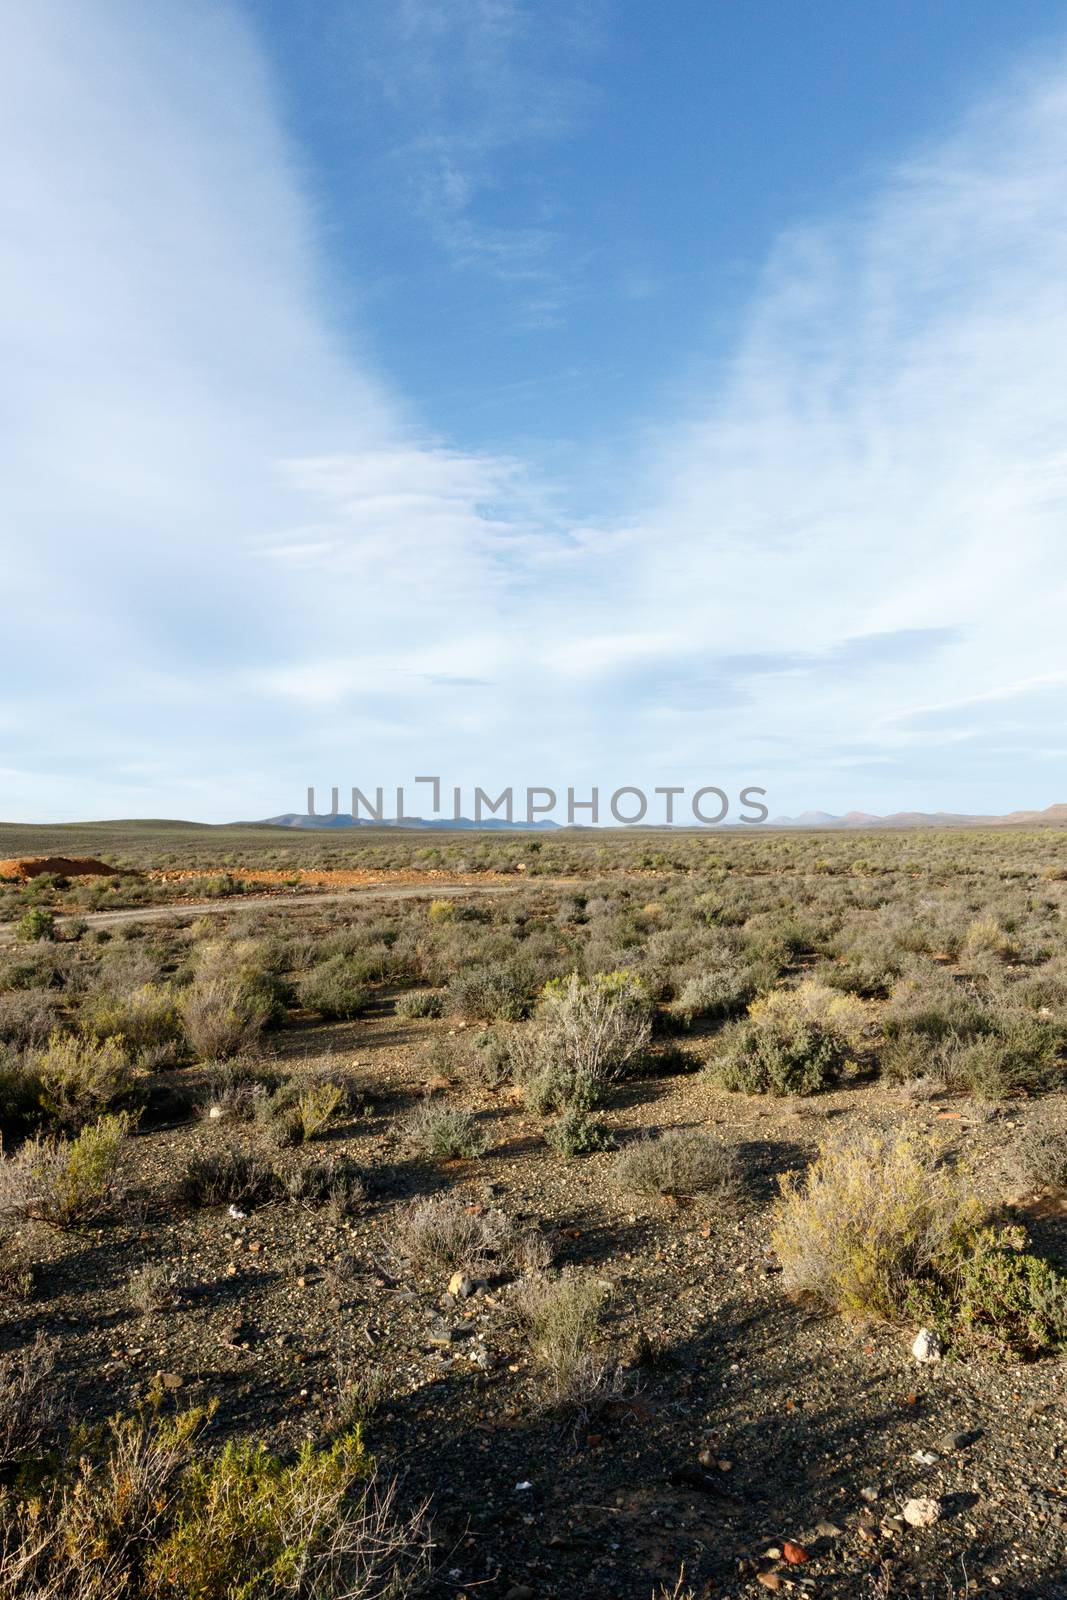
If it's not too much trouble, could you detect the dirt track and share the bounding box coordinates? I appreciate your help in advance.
[0,880,523,944]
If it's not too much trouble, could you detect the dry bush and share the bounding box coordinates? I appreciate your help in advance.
[393,1194,515,1276]
[404,1102,488,1160]
[772,1128,983,1321]
[613,1128,740,1201]
[0,1112,132,1229]
[395,988,444,1019]
[281,1153,366,1216]
[298,956,371,1020]
[0,1334,59,1470]
[1004,1123,1067,1194]
[511,970,652,1112]
[669,963,757,1026]
[128,1263,181,1317]
[81,982,184,1059]
[543,1109,616,1157]
[0,1406,428,1600]
[709,980,865,1096]
[513,1272,609,1407]
[0,991,62,1049]
[181,976,271,1060]
[446,960,536,1022]
[25,1030,135,1130]
[179,1147,280,1209]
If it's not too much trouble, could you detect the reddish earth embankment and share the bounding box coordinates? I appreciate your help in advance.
[0,855,136,883]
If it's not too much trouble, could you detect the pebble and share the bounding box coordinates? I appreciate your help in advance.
[902,1496,942,1528]
[860,1485,881,1503]
[448,1271,475,1298]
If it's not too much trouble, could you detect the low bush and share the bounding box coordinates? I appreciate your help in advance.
[1004,1123,1067,1194]
[513,1272,609,1407]
[708,981,864,1096]
[0,1334,59,1470]
[393,1194,515,1276]
[182,977,271,1060]
[612,1128,740,1201]
[15,909,56,943]
[512,970,652,1112]
[179,1147,280,1209]
[299,956,372,1020]
[669,964,758,1027]
[281,1153,366,1215]
[0,1112,132,1228]
[25,1031,136,1129]
[82,982,184,1060]
[772,1128,1067,1357]
[0,991,62,1049]
[543,1109,616,1157]
[405,1102,488,1160]
[0,1406,428,1600]
[395,988,444,1019]
[446,960,534,1022]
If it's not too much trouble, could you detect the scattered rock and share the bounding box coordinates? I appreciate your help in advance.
[936,1428,980,1454]
[783,1541,808,1564]
[814,1520,843,1539]
[912,1327,943,1363]
[448,1271,475,1298]
[756,1575,782,1593]
[911,1449,940,1466]
[902,1496,942,1528]
[860,1485,881,1503]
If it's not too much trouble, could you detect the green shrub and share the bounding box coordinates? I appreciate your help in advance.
[446,960,534,1022]
[908,1224,1067,1361]
[709,981,864,1096]
[543,1110,616,1157]
[27,1031,136,1129]
[15,909,56,943]
[395,988,444,1019]
[298,956,372,1020]
[405,1102,488,1159]
[512,1272,609,1407]
[0,1112,132,1228]
[82,983,184,1059]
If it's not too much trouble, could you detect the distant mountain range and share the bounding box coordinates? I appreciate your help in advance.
[251,803,1067,832]
[768,803,1067,829]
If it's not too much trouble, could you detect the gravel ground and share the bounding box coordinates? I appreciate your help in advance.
[5,989,1065,1600]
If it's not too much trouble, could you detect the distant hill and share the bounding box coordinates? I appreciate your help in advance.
[769,802,1067,828]
[255,812,561,832]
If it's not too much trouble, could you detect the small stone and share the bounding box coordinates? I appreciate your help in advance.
[208,1105,224,1119]
[763,1546,782,1561]
[159,1371,182,1390]
[912,1327,943,1363]
[936,1429,977,1454]
[860,1485,881,1503]
[815,1521,843,1538]
[448,1271,475,1298]
[783,1541,808,1564]
[756,1576,782,1592]
[911,1449,940,1466]
[902,1496,942,1528]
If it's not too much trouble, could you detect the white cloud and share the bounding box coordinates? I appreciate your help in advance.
[2,5,1067,819]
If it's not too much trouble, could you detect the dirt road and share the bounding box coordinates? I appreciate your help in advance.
[0,880,523,945]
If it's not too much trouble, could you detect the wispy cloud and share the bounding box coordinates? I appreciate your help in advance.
[3,5,1067,819]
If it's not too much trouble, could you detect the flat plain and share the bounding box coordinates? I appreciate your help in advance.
[1,821,1065,1599]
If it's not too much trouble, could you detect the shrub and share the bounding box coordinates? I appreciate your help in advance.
[669,964,757,1026]
[182,977,271,1060]
[543,1110,616,1157]
[0,1407,428,1600]
[512,971,652,1112]
[908,1223,1067,1360]
[179,1147,280,1209]
[0,991,62,1049]
[513,1273,609,1407]
[613,1129,740,1201]
[709,981,864,1096]
[128,1263,180,1317]
[26,1031,135,1129]
[15,909,55,943]
[299,956,372,1020]
[281,1154,366,1215]
[772,1128,982,1322]
[0,1112,132,1228]
[446,961,534,1022]
[0,1334,59,1470]
[405,1102,488,1160]
[393,1194,515,1276]
[395,989,444,1019]
[82,983,184,1059]
[1005,1123,1067,1194]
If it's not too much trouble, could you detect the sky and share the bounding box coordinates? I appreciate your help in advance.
[2,0,1067,823]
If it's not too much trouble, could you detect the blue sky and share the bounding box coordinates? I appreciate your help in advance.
[3,0,1067,822]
